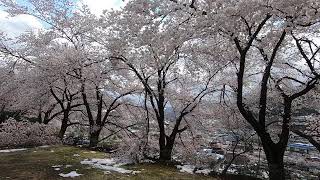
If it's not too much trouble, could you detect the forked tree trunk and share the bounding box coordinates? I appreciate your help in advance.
[261,138,287,180]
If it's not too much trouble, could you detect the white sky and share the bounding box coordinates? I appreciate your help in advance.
[78,0,127,16]
[0,0,126,38]
[0,11,43,38]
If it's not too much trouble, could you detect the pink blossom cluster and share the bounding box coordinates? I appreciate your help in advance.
[0,118,61,148]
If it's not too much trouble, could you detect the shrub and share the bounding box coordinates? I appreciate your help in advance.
[0,118,61,148]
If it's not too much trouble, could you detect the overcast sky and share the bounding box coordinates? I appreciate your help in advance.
[0,0,126,38]
[79,0,126,15]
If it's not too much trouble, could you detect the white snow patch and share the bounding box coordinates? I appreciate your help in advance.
[195,169,212,175]
[176,165,196,174]
[140,159,155,163]
[81,158,138,174]
[215,154,225,160]
[132,171,141,175]
[0,148,27,153]
[54,168,61,171]
[73,154,80,157]
[82,158,116,165]
[200,149,225,160]
[50,150,55,153]
[52,165,63,168]
[262,171,269,179]
[39,145,50,148]
[228,168,237,173]
[310,156,320,160]
[65,165,73,168]
[59,171,82,178]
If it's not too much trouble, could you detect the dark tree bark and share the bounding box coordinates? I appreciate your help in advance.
[159,138,175,161]
[58,117,69,139]
[89,129,102,147]
[265,149,285,180]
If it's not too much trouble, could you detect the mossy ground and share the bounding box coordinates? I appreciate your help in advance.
[0,146,216,180]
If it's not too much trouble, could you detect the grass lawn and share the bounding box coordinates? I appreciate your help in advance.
[0,145,216,180]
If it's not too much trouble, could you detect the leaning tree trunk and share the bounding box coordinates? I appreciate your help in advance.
[58,117,69,139]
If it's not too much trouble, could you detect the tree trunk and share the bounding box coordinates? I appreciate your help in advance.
[263,145,286,180]
[159,138,174,161]
[268,161,285,180]
[159,147,172,161]
[58,118,68,139]
[89,130,101,147]
[37,110,43,124]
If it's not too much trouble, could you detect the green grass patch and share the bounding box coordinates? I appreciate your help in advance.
[0,146,216,180]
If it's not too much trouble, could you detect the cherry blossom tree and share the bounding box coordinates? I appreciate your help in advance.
[187,0,320,179]
[79,62,137,147]
[0,0,93,127]
[96,0,226,161]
